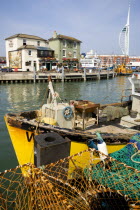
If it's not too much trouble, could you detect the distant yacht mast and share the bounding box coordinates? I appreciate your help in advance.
[119,4,130,56]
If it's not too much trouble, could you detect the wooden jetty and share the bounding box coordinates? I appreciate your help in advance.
[0,70,117,84]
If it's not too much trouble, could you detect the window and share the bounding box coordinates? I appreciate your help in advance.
[37,50,54,57]
[73,51,77,58]
[9,40,13,47]
[25,61,31,66]
[37,41,40,46]
[67,41,73,48]
[63,40,66,47]
[73,42,77,48]
[23,39,26,45]
[28,50,32,56]
[62,49,66,57]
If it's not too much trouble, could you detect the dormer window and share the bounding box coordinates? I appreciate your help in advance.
[37,41,40,46]
[23,39,26,45]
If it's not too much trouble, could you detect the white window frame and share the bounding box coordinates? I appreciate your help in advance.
[28,50,32,56]
[37,41,40,46]
[63,40,67,47]
[73,42,77,49]
[73,51,77,58]
[62,49,66,57]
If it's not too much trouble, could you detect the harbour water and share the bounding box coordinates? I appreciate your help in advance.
[0,76,131,172]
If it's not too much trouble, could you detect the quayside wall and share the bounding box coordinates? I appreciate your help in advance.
[0,71,117,84]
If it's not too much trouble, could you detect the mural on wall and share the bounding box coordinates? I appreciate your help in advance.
[9,50,22,68]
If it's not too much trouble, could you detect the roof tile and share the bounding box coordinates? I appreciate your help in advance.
[5,34,47,41]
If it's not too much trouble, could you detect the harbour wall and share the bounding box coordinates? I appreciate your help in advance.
[0,71,117,84]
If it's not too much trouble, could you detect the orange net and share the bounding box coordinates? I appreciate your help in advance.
[0,148,139,209]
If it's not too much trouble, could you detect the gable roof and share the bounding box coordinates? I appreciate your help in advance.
[49,34,82,43]
[5,34,47,41]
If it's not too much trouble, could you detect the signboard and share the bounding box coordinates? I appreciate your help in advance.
[9,51,22,68]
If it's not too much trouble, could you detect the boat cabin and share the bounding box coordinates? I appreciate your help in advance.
[121,73,140,127]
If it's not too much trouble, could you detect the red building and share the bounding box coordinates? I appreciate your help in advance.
[98,55,140,67]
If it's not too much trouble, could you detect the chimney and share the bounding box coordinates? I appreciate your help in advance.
[53,31,57,38]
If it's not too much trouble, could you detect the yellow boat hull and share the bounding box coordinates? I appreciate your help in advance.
[5,119,126,167]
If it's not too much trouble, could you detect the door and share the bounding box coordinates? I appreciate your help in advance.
[46,63,50,71]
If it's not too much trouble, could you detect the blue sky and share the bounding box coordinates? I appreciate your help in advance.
[0,0,140,56]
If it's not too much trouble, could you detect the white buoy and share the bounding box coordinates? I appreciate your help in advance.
[96,132,108,160]
[97,141,108,160]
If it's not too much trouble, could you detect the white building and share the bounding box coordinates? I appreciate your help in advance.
[5,34,56,72]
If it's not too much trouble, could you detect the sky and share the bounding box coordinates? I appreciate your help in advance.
[0,0,140,56]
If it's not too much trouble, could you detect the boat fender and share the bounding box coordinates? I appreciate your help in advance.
[63,106,73,120]
[96,132,108,160]
[87,139,98,150]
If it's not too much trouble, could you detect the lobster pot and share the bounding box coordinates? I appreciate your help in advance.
[41,103,75,129]
[34,132,71,167]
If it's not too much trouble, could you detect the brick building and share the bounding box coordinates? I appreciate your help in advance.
[98,54,140,67]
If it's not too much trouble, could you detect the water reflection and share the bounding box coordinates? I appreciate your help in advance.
[6,83,48,112]
[5,77,131,113]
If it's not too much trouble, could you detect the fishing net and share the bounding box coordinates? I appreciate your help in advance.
[101,106,129,121]
[0,147,140,210]
[110,133,140,170]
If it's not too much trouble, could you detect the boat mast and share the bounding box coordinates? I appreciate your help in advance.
[47,76,57,107]
[119,4,130,57]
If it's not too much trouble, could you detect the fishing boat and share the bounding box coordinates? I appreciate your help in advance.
[115,64,132,76]
[5,74,140,166]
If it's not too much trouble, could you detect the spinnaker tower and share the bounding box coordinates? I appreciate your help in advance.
[119,5,130,56]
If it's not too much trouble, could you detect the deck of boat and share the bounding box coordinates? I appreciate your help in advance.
[89,124,137,135]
